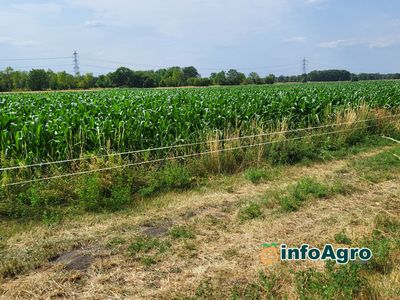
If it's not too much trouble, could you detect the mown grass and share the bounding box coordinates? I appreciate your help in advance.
[186,213,400,300]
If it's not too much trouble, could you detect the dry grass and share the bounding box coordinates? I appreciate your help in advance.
[1,144,399,299]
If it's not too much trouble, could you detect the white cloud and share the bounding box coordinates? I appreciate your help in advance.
[368,38,398,49]
[319,36,400,49]
[283,36,307,43]
[84,20,105,28]
[318,39,358,48]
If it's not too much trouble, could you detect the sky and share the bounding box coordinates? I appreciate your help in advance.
[0,0,400,76]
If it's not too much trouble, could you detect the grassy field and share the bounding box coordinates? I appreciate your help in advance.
[0,82,400,299]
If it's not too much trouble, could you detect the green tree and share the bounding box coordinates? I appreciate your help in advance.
[28,69,50,91]
[110,67,135,87]
[226,69,246,85]
[265,74,276,84]
[247,72,262,84]
[182,66,200,85]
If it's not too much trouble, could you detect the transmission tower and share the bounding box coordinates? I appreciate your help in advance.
[73,51,80,75]
[302,57,307,74]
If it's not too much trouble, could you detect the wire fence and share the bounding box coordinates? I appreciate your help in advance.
[3,123,391,187]
[1,113,399,172]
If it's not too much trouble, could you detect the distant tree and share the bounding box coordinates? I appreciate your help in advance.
[209,71,226,85]
[143,76,156,88]
[277,75,288,83]
[226,69,246,85]
[265,74,276,84]
[187,77,211,86]
[109,67,135,87]
[308,70,351,82]
[182,66,200,84]
[96,74,112,88]
[350,73,359,82]
[77,73,96,89]
[28,69,49,91]
[247,72,262,84]
[0,67,14,91]
[11,70,28,90]
[161,67,185,86]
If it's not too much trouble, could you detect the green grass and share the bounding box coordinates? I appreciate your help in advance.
[351,147,400,183]
[238,202,263,221]
[244,167,278,184]
[295,261,372,300]
[169,226,195,239]
[127,236,171,256]
[278,177,331,212]
[334,231,352,245]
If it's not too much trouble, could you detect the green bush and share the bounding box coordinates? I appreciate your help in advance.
[78,175,102,212]
[139,164,192,197]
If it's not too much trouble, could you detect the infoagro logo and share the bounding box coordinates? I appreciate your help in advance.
[260,243,372,266]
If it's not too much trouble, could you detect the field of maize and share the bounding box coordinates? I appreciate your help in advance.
[1,81,400,163]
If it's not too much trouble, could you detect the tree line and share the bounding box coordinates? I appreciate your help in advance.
[0,66,399,92]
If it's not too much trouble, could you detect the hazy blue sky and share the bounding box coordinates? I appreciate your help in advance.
[1,0,400,76]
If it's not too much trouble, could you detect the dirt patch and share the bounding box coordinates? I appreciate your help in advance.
[53,249,95,271]
[139,220,173,237]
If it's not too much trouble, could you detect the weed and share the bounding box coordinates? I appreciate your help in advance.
[140,256,157,266]
[170,226,195,239]
[78,175,102,212]
[295,261,372,300]
[195,278,213,298]
[139,164,192,197]
[278,177,334,212]
[360,213,400,274]
[238,202,263,221]
[107,237,126,248]
[334,231,352,245]
[244,168,268,184]
[230,270,281,299]
[128,236,170,256]
[106,183,131,211]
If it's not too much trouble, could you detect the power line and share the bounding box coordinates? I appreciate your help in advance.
[8,63,74,70]
[0,56,71,62]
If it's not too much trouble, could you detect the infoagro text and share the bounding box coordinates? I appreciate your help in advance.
[260,243,372,265]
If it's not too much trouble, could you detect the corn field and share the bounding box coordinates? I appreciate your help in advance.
[1,81,400,163]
